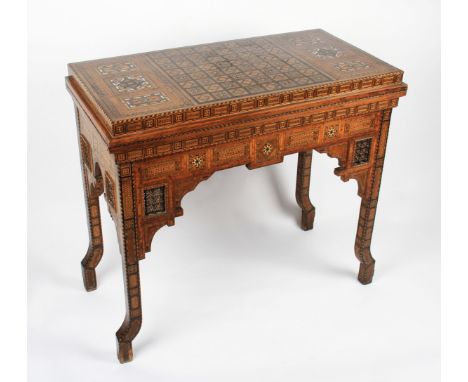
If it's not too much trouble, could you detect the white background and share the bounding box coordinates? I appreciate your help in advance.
[28,1,440,381]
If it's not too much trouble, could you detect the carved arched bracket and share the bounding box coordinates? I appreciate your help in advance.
[316,141,348,169]
[86,160,118,220]
[141,171,215,254]
[335,168,369,198]
[143,221,172,253]
[87,163,104,198]
[315,142,370,198]
[89,177,104,198]
[173,171,215,216]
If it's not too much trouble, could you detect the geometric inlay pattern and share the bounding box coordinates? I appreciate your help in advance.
[188,153,206,170]
[104,172,116,210]
[311,46,342,59]
[147,39,332,104]
[144,186,166,215]
[262,142,274,156]
[335,60,370,72]
[97,62,136,75]
[284,34,323,48]
[80,135,93,171]
[325,125,338,138]
[255,138,279,163]
[279,34,343,60]
[110,75,152,92]
[123,92,169,109]
[353,138,372,166]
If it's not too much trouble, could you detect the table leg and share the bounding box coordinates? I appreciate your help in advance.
[354,110,392,285]
[355,162,386,284]
[296,151,316,230]
[115,258,142,363]
[79,154,104,292]
[355,197,377,285]
[115,174,142,363]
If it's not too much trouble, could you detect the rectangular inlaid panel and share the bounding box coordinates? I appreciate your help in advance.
[79,135,93,171]
[144,186,166,215]
[353,138,373,166]
[104,172,116,210]
[143,159,181,179]
[286,129,319,148]
[68,29,403,131]
[213,143,250,163]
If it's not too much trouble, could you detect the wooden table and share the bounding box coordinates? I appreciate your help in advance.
[66,29,407,363]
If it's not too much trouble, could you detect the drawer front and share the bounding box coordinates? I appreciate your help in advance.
[284,113,378,153]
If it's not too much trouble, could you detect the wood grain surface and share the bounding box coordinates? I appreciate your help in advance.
[67,29,407,363]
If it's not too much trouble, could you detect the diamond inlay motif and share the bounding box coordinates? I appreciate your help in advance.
[110,75,152,92]
[312,46,342,59]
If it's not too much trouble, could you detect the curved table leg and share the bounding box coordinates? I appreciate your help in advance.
[115,173,143,363]
[354,156,387,284]
[295,151,316,231]
[80,160,104,291]
[115,259,142,363]
[355,197,378,285]
[354,110,392,284]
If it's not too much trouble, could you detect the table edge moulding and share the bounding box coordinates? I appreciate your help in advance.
[65,29,407,363]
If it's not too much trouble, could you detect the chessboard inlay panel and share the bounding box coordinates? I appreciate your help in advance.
[146,38,333,104]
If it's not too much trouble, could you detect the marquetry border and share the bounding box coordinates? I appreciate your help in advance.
[71,68,403,137]
[110,71,403,135]
[114,97,399,163]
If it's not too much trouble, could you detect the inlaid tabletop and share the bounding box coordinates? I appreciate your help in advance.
[68,29,404,133]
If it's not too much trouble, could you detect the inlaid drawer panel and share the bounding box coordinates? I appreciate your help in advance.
[141,158,181,179]
[213,142,250,165]
[284,113,378,152]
